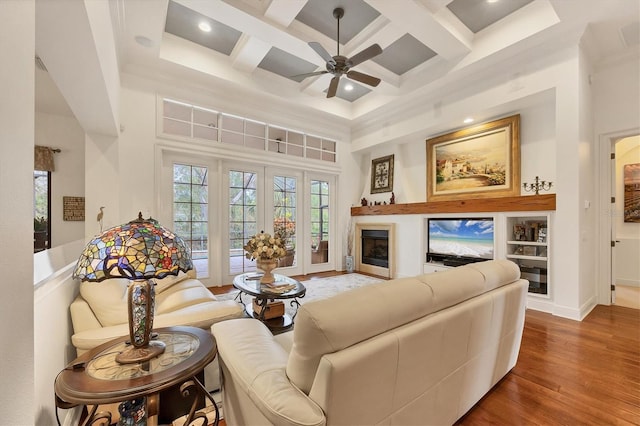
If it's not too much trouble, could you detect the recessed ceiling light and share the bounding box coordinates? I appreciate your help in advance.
[487,0,499,3]
[198,22,212,32]
[463,117,474,124]
[344,83,354,91]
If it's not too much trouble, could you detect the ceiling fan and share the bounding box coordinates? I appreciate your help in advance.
[296,7,383,98]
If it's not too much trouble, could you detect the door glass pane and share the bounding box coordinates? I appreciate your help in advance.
[311,179,329,264]
[274,175,297,268]
[229,170,257,274]
[173,164,208,278]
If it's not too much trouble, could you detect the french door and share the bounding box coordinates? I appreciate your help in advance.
[223,165,303,282]
[161,151,336,286]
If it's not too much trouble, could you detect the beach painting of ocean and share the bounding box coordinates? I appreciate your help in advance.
[429,219,494,259]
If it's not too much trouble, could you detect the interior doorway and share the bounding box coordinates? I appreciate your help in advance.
[612,135,640,309]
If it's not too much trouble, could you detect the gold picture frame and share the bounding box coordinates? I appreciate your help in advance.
[371,155,394,194]
[426,114,520,201]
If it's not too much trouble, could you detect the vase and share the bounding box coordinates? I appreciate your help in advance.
[257,259,277,284]
[345,255,354,273]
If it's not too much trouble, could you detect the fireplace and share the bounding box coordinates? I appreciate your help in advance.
[361,230,389,268]
[355,223,395,278]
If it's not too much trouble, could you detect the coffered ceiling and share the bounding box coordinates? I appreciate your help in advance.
[36,0,640,124]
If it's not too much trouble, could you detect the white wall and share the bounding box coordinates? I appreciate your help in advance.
[33,240,84,425]
[577,45,597,314]
[35,112,85,247]
[350,47,593,317]
[0,1,35,422]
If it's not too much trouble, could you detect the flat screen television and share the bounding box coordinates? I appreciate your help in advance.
[427,218,494,266]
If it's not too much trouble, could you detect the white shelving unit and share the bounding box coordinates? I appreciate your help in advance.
[505,214,550,297]
[422,263,451,274]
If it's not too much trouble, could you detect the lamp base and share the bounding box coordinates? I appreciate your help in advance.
[116,340,166,364]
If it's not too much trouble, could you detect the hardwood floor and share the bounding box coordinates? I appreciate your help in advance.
[212,273,640,425]
[457,305,640,425]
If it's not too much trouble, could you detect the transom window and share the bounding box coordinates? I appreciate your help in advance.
[161,98,337,163]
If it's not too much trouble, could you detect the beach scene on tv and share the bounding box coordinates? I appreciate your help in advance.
[429,219,494,259]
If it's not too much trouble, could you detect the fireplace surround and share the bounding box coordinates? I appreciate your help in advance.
[355,223,395,278]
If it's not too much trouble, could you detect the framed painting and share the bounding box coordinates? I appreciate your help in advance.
[371,155,394,194]
[624,163,640,223]
[426,114,520,201]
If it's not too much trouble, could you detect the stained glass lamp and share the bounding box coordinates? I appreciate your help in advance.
[72,212,193,364]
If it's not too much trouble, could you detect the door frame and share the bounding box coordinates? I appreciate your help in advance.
[597,128,640,305]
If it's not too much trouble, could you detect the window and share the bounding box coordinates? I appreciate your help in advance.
[228,170,258,274]
[34,170,50,252]
[173,164,209,278]
[161,97,337,162]
[310,179,330,264]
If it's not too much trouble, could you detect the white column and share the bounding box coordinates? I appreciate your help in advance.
[0,0,36,423]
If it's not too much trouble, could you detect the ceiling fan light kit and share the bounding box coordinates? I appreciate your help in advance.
[296,7,383,98]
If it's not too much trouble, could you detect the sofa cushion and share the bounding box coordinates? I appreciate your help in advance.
[79,278,129,327]
[286,260,520,394]
[155,278,218,313]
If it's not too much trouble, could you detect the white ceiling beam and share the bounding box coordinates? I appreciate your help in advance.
[230,34,271,73]
[176,0,321,65]
[264,0,308,28]
[365,0,471,60]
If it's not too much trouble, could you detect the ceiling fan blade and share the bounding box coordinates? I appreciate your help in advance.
[309,42,336,66]
[346,70,381,87]
[348,44,383,67]
[327,76,340,98]
[290,70,328,80]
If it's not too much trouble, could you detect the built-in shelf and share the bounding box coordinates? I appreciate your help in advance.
[351,194,555,216]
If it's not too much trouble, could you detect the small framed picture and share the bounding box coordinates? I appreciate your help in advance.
[371,155,394,194]
[513,224,526,241]
[523,246,537,256]
[537,227,547,243]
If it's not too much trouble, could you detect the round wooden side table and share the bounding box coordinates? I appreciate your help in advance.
[55,326,218,426]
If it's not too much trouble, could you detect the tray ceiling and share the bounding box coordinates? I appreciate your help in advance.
[36,0,640,123]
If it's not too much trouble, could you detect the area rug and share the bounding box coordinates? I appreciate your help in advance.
[216,273,383,317]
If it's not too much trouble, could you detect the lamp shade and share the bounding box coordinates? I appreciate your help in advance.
[73,213,193,282]
[72,213,193,364]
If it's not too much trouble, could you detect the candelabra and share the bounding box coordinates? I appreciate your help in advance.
[523,176,552,195]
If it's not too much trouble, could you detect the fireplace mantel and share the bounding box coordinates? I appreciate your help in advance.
[351,194,555,216]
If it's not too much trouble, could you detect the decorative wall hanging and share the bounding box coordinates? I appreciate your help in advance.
[370,155,394,194]
[63,196,85,221]
[426,114,520,202]
[623,163,640,223]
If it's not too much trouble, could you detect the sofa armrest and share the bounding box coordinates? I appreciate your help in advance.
[69,295,103,334]
[213,319,326,426]
[72,300,244,353]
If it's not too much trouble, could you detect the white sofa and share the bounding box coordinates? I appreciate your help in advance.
[212,260,528,426]
[70,269,244,389]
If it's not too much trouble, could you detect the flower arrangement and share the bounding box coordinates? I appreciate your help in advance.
[243,231,287,261]
[273,217,295,243]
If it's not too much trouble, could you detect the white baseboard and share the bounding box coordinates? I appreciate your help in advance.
[616,279,640,288]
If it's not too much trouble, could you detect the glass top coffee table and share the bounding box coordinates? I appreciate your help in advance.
[233,273,306,332]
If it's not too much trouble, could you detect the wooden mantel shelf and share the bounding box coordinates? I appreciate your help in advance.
[351,194,556,216]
